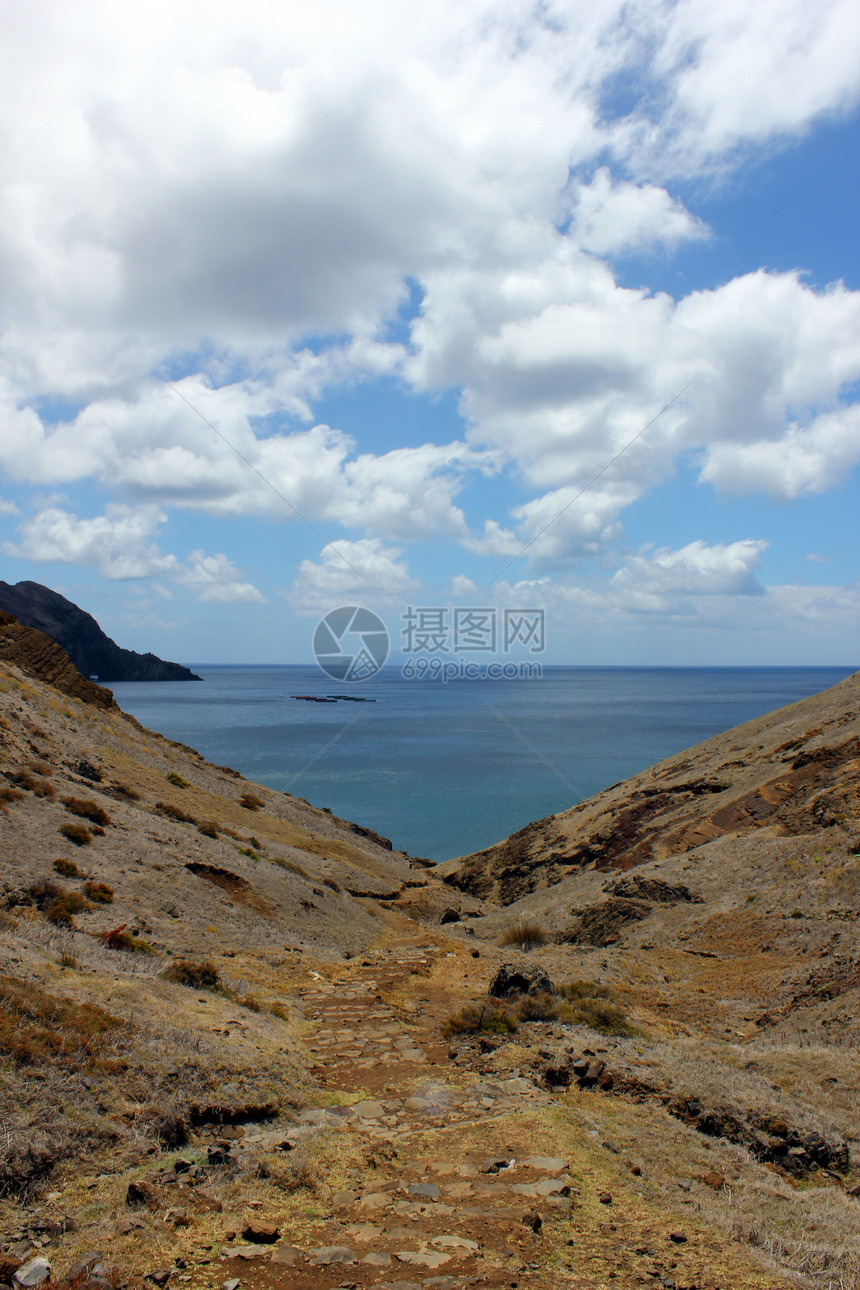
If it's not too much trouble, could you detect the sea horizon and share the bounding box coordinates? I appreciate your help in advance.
[109,663,855,863]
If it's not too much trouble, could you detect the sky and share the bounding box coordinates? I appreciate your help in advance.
[0,0,858,667]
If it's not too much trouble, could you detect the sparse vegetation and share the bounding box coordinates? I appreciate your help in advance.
[275,858,310,879]
[239,994,261,1012]
[0,785,25,807]
[162,959,224,991]
[59,821,92,846]
[239,791,265,810]
[53,857,84,878]
[112,782,140,800]
[100,927,154,954]
[238,846,259,859]
[257,1145,323,1195]
[156,799,196,823]
[63,795,111,826]
[500,916,549,950]
[442,1001,519,1037]
[165,771,190,788]
[197,820,219,838]
[322,876,342,892]
[9,769,54,798]
[83,880,114,904]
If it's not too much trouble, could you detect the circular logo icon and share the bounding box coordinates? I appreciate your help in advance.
[313,605,389,681]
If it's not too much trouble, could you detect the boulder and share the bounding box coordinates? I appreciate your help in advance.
[488,963,554,998]
[14,1259,52,1289]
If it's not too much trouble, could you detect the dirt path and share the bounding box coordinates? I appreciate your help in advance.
[210,930,790,1290]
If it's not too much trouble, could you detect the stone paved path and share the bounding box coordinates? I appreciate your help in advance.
[218,934,789,1290]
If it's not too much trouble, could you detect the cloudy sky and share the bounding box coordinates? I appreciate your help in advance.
[1,0,858,666]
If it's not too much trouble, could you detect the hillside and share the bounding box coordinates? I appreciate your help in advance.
[0,651,858,1290]
[0,581,201,682]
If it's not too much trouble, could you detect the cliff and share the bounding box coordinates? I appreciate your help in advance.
[0,611,116,709]
[0,580,201,682]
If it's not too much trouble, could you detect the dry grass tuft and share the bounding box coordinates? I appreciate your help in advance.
[83,880,114,904]
[239,791,265,810]
[500,917,549,951]
[162,959,224,991]
[442,1001,519,1037]
[156,799,196,824]
[257,1145,323,1195]
[165,771,190,788]
[59,821,92,846]
[62,795,111,826]
[101,927,154,954]
[53,857,84,878]
[9,769,54,798]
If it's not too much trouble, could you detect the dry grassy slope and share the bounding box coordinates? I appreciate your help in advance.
[439,669,860,905]
[0,656,451,961]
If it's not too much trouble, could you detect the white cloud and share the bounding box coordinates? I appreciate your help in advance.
[610,539,768,611]
[569,168,708,257]
[176,551,267,603]
[288,538,418,615]
[2,503,265,602]
[0,0,857,594]
[2,504,179,579]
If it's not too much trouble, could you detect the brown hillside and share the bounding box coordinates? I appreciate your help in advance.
[1,658,858,1290]
[438,669,860,905]
[0,611,117,710]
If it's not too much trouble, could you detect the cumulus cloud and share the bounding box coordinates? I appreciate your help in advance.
[288,538,418,615]
[569,168,708,257]
[3,503,265,601]
[610,539,768,612]
[0,0,857,594]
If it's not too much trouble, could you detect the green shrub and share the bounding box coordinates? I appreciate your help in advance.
[558,979,611,1002]
[561,994,633,1036]
[59,822,92,847]
[165,772,190,788]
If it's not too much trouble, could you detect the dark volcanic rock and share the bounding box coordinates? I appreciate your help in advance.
[559,898,652,947]
[489,963,554,998]
[0,581,200,682]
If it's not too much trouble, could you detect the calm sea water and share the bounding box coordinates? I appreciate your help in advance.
[110,666,853,862]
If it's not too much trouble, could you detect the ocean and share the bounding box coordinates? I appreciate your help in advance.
[110,666,853,862]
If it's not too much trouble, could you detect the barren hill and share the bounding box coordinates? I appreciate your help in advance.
[438,670,859,906]
[0,651,858,1290]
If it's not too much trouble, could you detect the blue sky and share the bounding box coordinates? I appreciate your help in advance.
[0,0,858,667]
